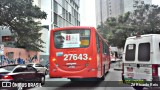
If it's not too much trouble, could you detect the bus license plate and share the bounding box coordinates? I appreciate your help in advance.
[68,66,75,68]
[127,73,134,78]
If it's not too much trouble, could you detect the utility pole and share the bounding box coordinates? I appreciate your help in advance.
[100,0,103,25]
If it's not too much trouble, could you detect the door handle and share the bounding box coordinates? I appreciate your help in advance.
[137,64,140,68]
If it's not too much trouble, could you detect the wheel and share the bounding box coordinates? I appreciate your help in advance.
[98,65,105,81]
[100,75,105,81]
[40,76,45,85]
[45,70,48,75]
[133,86,143,90]
[101,65,106,80]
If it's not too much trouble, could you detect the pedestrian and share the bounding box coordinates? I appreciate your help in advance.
[17,57,21,64]
[23,59,25,64]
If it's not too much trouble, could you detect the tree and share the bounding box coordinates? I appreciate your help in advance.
[128,4,160,34]
[0,0,47,52]
[97,4,160,48]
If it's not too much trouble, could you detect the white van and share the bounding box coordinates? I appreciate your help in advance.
[122,34,160,90]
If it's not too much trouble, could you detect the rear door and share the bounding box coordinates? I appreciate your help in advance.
[123,36,152,81]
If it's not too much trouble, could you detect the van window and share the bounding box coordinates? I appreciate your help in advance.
[125,44,136,61]
[138,43,150,61]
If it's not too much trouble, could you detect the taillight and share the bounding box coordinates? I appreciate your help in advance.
[2,75,14,80]
[152,64,158,76]
[52,58,56,62]
[89,57,92,60]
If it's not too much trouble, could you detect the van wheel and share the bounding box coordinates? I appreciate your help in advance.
[45,70,48,75]
[133,86,143,90]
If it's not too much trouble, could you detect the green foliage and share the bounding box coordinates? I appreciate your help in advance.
[97,4,160,48]
[0,0,47,52]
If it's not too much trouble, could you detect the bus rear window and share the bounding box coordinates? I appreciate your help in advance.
[138,43,150,61]
[125,44,136,61]
[54,29,90,48]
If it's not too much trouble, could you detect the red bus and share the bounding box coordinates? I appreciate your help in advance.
[49,26,110,81]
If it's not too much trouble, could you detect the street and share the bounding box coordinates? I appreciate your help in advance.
[29,62,136,90]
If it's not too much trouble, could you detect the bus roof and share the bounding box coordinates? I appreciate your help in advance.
[51,26,95,31]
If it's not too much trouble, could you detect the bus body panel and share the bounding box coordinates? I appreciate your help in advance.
[49,26,110,79]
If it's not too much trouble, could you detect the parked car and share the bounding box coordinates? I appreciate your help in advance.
[0,64,45,85]
[27,63,48,75]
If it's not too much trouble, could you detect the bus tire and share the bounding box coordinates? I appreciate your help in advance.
[100,65,105,81]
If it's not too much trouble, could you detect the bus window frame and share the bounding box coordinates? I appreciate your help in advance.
[53,29,91,49]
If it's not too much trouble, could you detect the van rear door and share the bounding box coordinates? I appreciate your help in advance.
[123,36,152,81]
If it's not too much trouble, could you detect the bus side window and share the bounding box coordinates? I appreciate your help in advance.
[96,33,100,53]
[102,41,107,54]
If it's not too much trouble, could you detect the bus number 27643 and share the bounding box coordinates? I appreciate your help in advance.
[64,54,88,61]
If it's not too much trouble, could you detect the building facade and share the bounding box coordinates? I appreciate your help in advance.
[34,0,80,30]
[95,0,124,26]
[123,0,152,13]
[95,0,152,26]
[33,0,81,63]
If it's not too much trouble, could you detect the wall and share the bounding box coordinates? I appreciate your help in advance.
[0,47,40,66]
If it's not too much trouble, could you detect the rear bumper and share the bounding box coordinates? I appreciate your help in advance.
[122,74,160,81]
[153,76,159,81]
[122,74,160,87]
[50,68,98,78]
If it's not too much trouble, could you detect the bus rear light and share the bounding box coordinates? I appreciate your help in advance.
[52,58,56,62]
[152,64,158,76]
[89,58,92,60]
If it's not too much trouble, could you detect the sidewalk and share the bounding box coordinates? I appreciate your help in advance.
[114,60,122,71]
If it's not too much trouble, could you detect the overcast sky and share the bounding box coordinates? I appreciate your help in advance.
[79,0,96,28]
[80,0,160,28]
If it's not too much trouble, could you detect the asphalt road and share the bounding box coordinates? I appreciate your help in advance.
[28,62,135,90]
[28,62,159,90]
